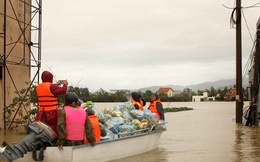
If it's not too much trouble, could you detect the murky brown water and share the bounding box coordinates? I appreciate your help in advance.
[1,102,260,162]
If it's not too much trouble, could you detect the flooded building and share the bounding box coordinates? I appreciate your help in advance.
[192,92,215,102]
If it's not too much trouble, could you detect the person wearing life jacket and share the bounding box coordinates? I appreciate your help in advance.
[86,100,93,108]
[131,92,146,110]
[148,93,165,120]
[85,108,107,144]
[80,100,93,110]
[35,71,68,135]
[56,92,96,150]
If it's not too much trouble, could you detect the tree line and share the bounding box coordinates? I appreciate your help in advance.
[30,85,247,103]
[4,84,246,128]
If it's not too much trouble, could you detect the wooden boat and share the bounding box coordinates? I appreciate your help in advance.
[14,129,163,162]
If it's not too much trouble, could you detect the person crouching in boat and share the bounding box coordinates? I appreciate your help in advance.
[148,93,165,121]
[56,92,96,150]
[131,92,146,110]
[85,108,107,144]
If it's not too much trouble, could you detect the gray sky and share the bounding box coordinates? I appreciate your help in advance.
[39,0,260,92]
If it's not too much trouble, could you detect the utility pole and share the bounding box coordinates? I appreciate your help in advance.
[235,0,243,123]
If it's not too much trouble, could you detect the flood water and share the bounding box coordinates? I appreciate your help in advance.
[1,102,260,162]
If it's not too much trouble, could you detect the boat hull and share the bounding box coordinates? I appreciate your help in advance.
[15,130,163,162]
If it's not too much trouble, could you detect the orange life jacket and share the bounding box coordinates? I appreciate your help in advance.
[148,99,162,120]
[131,99,144,110]
[36,83,59,111]
[64,106,86,141]
[86,115,101,143]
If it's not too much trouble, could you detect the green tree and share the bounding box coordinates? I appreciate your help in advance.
[209,86,217,97]
[142,90,153,102]
[181,88,192,101]
[5,83,38,128]
[197,89,204,95]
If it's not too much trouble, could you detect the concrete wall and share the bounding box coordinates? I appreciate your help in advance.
[167,89,174,97]
[0,0,31,129]
[192,92,215,102]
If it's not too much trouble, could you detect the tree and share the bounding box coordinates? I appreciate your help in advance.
[197,89,204,95]
[5,83,38,128]
[142,90,153,102]
[209,86,217,97]
[181,88,192,101]
[66,86,90,101]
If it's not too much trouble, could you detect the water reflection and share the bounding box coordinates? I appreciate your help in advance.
[234,125,245,161]
[1,102,260,162]
[0,127,26,144]
[234,125,260,162]
[108,148,168,162]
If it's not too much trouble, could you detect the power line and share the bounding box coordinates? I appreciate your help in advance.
[242,2,260,9]
[242,40,256,79]
[241,10,254,42]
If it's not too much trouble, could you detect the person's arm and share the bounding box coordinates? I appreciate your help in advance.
[85,116,96,146]
[156,103,165,120]
[50,84,68,96]
[56,109,66,147]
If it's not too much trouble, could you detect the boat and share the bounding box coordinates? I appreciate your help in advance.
[15,129,163,162]
[1,100,166,161]
[0,121,164,162]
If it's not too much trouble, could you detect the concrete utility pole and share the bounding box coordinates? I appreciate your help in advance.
[235,0,243,123]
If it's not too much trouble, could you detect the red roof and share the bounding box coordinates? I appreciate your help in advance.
[224,88,236,100]
[158,87,174,93]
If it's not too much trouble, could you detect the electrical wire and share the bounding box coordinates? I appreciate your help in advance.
[241,10,255,42]
[227,1,260,29]
[242,2,260,9]
[225,1,259,80]
[242,40,256,79]
[230,7,241,29]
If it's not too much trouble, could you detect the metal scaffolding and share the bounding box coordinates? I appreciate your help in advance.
[0,0,42,130]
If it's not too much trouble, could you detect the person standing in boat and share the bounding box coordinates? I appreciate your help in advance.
[56,92,96,149]
[148,93,165,121]
[35,71,68,135]
[131,92,146,110]
[85,108,107,144]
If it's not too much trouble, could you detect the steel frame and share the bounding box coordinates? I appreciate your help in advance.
[0,0,42,130]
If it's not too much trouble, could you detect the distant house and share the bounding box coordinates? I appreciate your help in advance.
[157,87,175,97]
[224,88,236,101]
[192,92,215,102]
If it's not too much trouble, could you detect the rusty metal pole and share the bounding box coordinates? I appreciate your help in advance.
[235,0,243,123]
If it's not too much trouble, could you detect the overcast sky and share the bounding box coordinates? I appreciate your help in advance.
[38,0,260,92]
